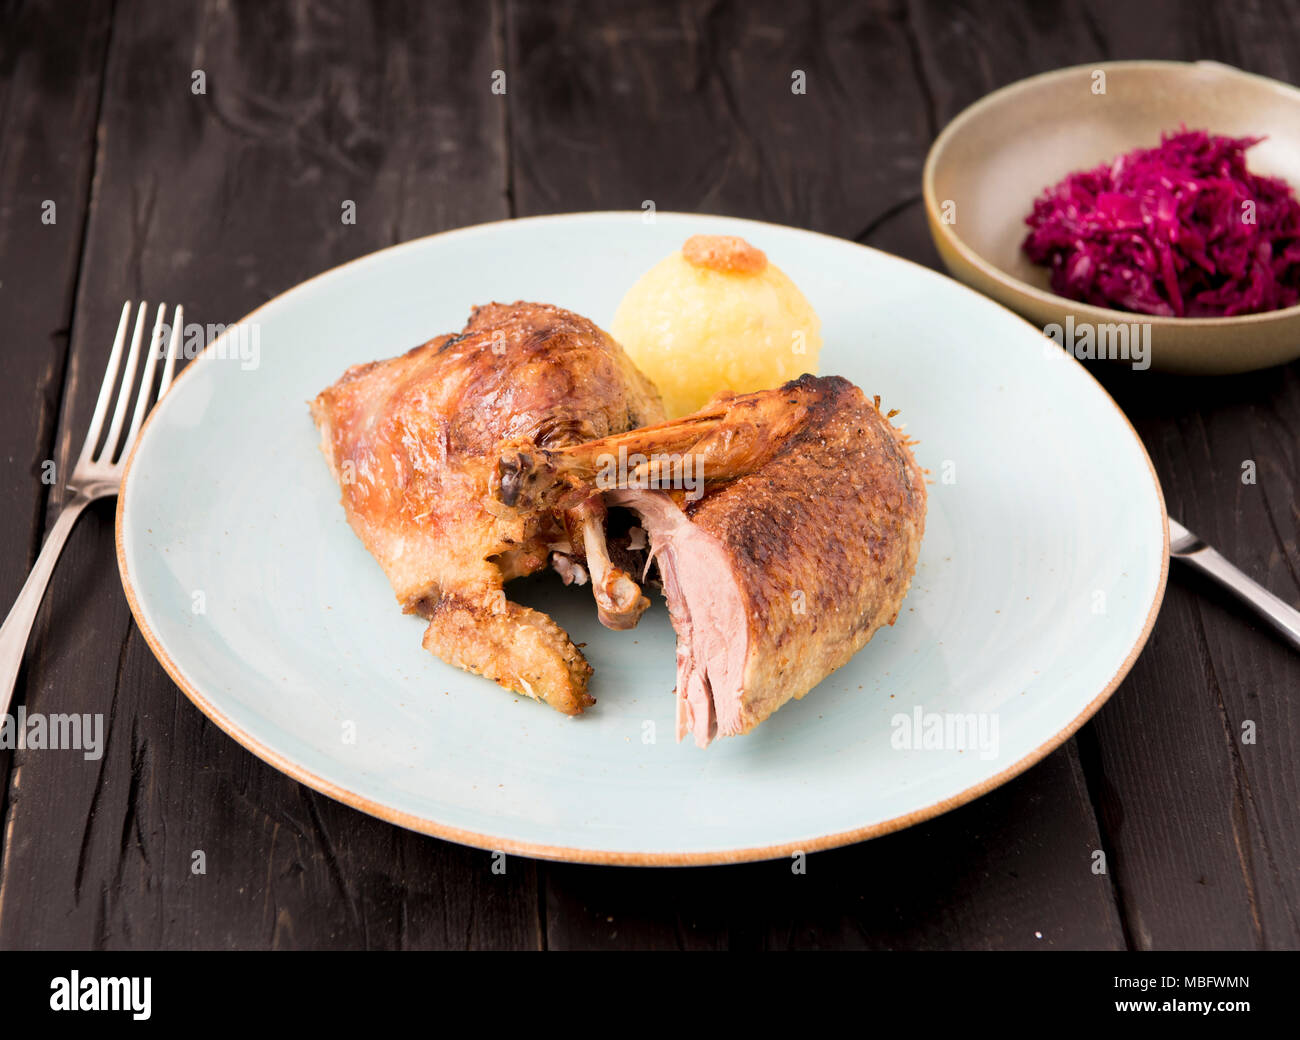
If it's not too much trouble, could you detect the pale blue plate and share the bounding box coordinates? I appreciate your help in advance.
[116,213,1168,864]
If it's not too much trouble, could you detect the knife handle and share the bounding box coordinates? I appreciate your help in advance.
[1176,545,1300,653]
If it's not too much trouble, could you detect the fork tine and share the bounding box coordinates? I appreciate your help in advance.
[122,303,167,457]
[158,304,182,396]
[77,302,133,466]
[98,302,148,463]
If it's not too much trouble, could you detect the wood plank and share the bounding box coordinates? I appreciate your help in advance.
[0,0,536,950]
[911,0,1300,948]
[0,0,113,888]
[509,0,1126,950]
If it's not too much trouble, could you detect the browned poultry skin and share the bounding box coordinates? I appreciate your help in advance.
[309,302,665,715]
[501,375,927,745]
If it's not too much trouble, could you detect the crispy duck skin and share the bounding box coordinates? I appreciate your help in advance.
[495,375,927,746]
[309,302,664,714]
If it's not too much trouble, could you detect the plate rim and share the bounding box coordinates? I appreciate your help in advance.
[114,210,1171,866]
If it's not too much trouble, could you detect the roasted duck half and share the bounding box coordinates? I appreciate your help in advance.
[310,302,665,715]
[495,375,927,746]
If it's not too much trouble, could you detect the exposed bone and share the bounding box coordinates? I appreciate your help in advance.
[576,510,650,630]
[551,552,589,587]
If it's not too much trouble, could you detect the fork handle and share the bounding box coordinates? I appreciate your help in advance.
[0,492,92,717]
[1175,545,1300,654]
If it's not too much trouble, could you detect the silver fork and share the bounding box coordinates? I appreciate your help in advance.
[0,301,182,716]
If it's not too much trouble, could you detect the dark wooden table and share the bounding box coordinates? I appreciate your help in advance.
[0,0,1296,951]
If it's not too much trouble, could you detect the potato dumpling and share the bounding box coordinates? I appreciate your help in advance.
[611,234,822,417]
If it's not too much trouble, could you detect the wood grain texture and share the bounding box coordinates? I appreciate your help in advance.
[0,0,112,897]
[0,0,535,950]
[508,0,939,256]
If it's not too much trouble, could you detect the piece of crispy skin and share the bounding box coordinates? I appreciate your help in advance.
[310,302,664,714]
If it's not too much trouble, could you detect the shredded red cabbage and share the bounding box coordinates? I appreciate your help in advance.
[1021,130,1300,317]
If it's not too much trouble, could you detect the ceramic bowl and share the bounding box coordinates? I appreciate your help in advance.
[923,60,1300,374]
